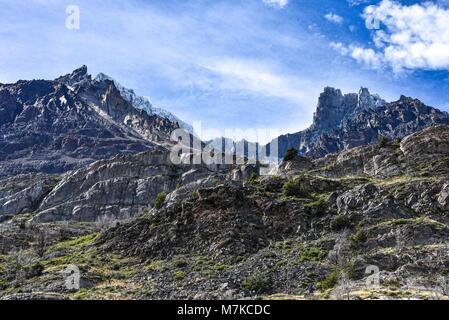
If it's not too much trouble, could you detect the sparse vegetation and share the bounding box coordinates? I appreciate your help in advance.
[247,173,260,185]
[173,271,184,281]
[378,136,389,148]
[154,193,167,210]
[242,270,272,293]
[283,147,298,162]
[317,271,339,291]
[282,176,310,198]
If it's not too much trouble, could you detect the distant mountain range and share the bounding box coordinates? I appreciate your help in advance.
[1,65,449,179]
[209,87,449,161]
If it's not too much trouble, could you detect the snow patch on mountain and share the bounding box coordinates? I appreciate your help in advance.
[95,73,193,133]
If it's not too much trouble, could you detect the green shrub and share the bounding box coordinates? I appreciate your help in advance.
[110,263,120,271]
[24,263,44,279]
[350,228,367,245]
[378,136,389,148]
[300,247,327,262]
[393,218,408,225]
[283,147,298,162]
[154,192,167,210]
[247,173,260,185]
[282,176,310,198]
[241,270,272,293]
[172,258,187,269]
[173,271,184,281]
[330,215,352,231]
[317,271,339,291]
[342,261,358,280]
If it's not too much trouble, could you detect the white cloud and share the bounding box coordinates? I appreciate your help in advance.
[324,12,344,24]
[262,0,288,8]
[201,58,316,104]
[334,0,449,73]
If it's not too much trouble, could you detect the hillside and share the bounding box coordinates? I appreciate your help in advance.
[1,125,449,300]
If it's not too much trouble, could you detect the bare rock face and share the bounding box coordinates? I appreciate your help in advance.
[0,173,60,221]
[27,151,180,222]
[438,184,449,210]
[22,150,256,222]
[0,66,180,178]
[401,125,449,157]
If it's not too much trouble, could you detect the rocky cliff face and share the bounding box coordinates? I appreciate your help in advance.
[265,88,449,160]
[0,148,259,223]
[0,66,181,178]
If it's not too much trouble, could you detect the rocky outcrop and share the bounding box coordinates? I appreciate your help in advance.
[2,150,255,222]
[0,173,60,221]
[438,184,449,210]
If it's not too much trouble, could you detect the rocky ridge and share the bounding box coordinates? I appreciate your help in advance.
[0,66,181,178]
[94,72,193,134]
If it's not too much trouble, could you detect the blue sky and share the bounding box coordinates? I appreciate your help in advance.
[1,0,449,142]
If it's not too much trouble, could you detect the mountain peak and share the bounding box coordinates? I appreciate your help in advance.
[55,65,91,87]
[94,72,193,133]
[358,87,370,96]
[355,86,386,114]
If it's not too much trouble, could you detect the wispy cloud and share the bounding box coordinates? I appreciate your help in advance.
[201,58,315,104]
[262,0,288,8]
[333,0,449,73]
[324,12,343,24]
[346,0,371,7]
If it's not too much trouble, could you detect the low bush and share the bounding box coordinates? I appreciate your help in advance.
[282,176,310,198]
[317,271,339,291]
[241,270,272,293]
[378,136,389,148]
[154,193,167,210]
[283,147,298,162]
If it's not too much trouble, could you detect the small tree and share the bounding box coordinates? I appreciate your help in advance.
[283,147,298,162]
[154,192,167,210]
[378,136,389,148]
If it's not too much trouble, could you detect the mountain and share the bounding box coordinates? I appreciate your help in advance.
[0,66,180,178]
[94,73,193,134]
[2,125,449,300]
[264,87,449,160]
